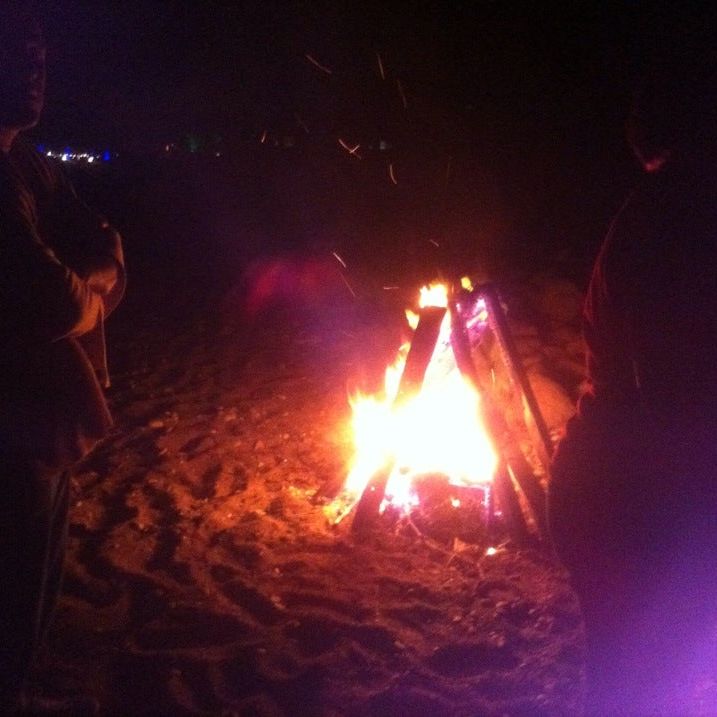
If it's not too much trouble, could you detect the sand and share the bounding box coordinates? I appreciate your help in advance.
[31,246,585,715]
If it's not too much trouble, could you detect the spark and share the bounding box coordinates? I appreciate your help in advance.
[383,286,400,291]
[338,138,361,159]
[485,546,498,557]
[295,113,310,134]
[376,52,385,80]
[259,129,268,144]
[340,273,357,298]
[428,239,440,247]
[388,163,398,185]
[397,78,408,109]
[305,53,332,75]
[332,251,347,268]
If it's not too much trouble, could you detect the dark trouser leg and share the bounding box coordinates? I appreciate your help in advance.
[0,460,70,708]
[34,469,70,648]
[552,415,717,714]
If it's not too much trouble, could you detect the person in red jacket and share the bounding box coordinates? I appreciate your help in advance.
[0,7,125,712]
[549,23,717,716]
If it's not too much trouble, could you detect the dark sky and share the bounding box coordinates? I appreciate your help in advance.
[35,1,647,152]
[29,1,713,269]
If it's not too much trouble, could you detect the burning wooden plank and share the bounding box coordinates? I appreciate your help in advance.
[351,305,447,533]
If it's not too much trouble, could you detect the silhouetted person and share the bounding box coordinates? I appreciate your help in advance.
[549,19,717,716]
[0,6,125,712]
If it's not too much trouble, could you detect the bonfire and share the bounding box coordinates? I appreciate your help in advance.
[327,279,553,541]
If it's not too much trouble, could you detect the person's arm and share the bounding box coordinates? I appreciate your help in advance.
[42,159,126,312]
[0,191,104,342]
[578,195,645,417]
[63,218,124,300]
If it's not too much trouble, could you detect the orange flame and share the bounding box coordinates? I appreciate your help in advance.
[328,283,497,524]
[419,282,449,308]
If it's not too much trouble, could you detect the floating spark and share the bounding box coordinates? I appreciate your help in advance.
[429,239,440,247]
[332,251,347,268]
[377,52,385,80]
[397,79,408,109]
[259,129,268,144]
[338,138,362,159]
[295,113,310,134]
[305,53,332,75]
[388,163,398,185]
[340,273,357,298]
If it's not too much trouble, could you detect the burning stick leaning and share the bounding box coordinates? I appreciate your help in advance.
[481,284,553,474]
[350,306,447,532]
[461,285,550,539]
[450,291,543,541]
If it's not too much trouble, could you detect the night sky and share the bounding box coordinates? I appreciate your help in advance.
[36,2,649,151]
[30,2,709,268]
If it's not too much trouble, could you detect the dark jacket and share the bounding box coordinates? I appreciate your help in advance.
[0,139,125,470]
[550,156,717,572]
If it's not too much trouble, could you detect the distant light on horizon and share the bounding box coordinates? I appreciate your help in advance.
[41,145,105,165]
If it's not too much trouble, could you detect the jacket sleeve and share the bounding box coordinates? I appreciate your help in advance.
[580,196,644,411]
[44,168,126,316]
[0,208,104,342]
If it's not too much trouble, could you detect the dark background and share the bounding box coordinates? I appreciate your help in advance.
[37,2,641,148]
[28,2,704,292]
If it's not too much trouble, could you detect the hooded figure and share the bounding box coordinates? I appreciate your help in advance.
[549,16,717,716]
[0,6,125,711]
